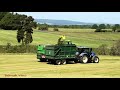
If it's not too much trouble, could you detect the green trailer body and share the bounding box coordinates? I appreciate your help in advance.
[37,45,46,60]
[45,41,77,61]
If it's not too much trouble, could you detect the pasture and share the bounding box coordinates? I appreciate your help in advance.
[0,28,120,48]
[0,54,120,78]
[0,28,120,78]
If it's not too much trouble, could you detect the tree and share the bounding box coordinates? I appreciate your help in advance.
[0,12,28,30]
[17,16,36,45]
[0,12,8,21]
[17,26,25,44]
[0,13,14,30]
[106,24,111,29]
[91,24,98,29]
[112,26,116,32]
[115,24,119,29]
[99,24,106,29]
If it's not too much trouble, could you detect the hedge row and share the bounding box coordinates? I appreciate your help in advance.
[0,40,120,56]
[0,44,37,53]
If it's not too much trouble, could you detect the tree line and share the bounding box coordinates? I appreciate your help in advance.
[37,23,120,32]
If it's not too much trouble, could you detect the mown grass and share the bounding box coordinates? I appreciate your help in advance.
[0,54,120,78]
[0,28,120,48]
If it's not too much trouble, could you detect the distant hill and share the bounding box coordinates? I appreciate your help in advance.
[35,19,94,25]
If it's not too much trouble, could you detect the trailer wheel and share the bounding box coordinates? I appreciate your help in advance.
[93,56,99,63]
[80,55,88,63]
[61,60,66,65]
[55,60,61,65]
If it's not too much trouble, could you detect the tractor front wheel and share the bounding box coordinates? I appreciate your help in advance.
[93,56,99,63]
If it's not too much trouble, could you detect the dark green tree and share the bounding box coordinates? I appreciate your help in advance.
[91,24,98,29]
[17,26,25,44]
[106,24,111,29]
[0,13,14,30]
[115,24,119,29]
[112,26,116,32]
[0,12,8,21]
[17,16,36,45]
[99,24,106,29]
[0,12,28,30]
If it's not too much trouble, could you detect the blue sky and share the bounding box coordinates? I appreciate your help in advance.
[16,12,120,24]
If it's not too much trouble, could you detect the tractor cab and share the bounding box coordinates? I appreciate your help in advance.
[77,46,92,55]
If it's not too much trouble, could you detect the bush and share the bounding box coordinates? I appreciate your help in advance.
[0,43,37,53]
[110,40,120,55]
[95,28,101,32]
[92,48,99,55]
[38,27,48,31]
[95,28,112,32]
[97,44,109,55]
[107,30,112,32]
[117,30,120,32]
[102,30,107,32]
[53,28,59,31]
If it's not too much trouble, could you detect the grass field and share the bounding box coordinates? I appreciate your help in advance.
[0,54,120,78]
[0,28,120,48]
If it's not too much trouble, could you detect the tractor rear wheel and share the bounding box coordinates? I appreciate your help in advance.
[80,55,88,63]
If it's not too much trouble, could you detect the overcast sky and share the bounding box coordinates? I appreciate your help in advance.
[16,12,120,24]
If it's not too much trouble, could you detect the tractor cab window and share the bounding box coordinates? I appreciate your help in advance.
[83,49,89,53]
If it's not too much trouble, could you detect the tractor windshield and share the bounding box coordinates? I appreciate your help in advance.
[77,47,92,53]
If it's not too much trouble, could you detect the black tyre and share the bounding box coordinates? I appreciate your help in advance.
[55,60,61,65]
[93,56,99,63]
[80,55,88,63]
[61,60,66,65]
